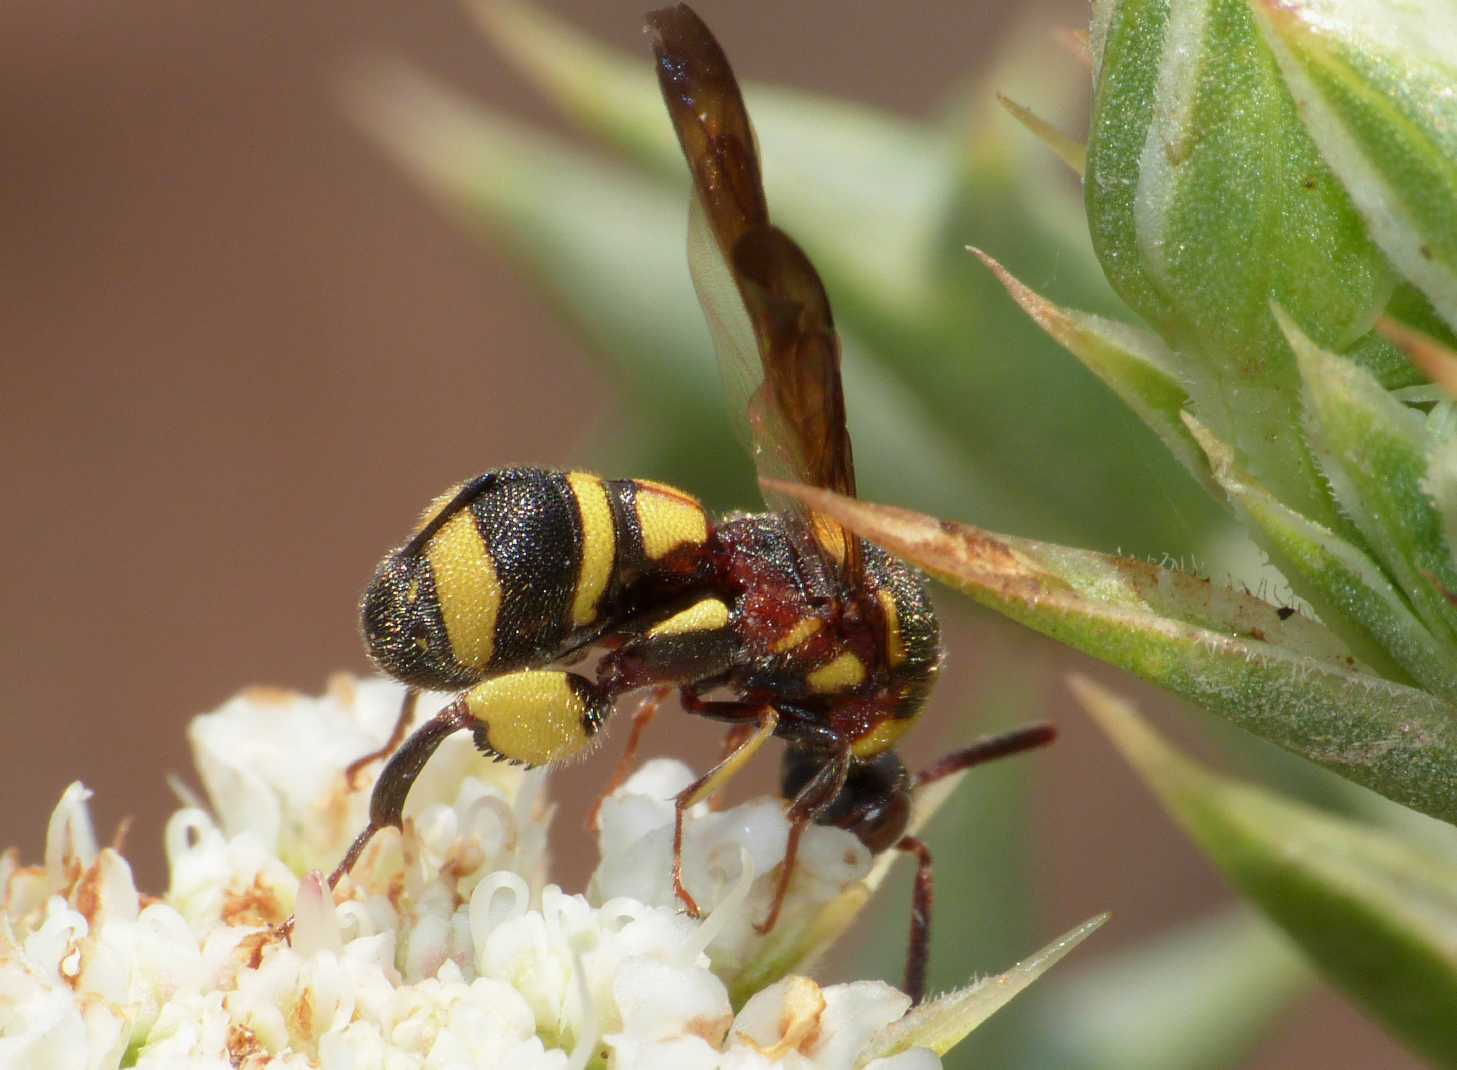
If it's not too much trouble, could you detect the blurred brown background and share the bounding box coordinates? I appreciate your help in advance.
[0,2,1418,1066]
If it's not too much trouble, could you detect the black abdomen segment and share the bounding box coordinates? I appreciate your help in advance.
[360,468,711,689]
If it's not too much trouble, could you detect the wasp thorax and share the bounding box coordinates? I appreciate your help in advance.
[360,550,469,690]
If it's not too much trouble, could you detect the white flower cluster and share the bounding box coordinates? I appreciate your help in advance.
[0,676,939,1069]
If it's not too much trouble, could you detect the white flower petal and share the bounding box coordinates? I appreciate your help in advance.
[2,678,944,1070]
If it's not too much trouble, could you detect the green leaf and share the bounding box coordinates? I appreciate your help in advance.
[767,479,1457,827]
[1085,0,1399,529]
[1073,676,1457,1067]
[994,93,1086,176]
[856,915,1108,1065]
[973,249,1216,497]
[1250,0,1457,332]
[1186,413,1457,701]
[1285,309,1457,648]
[1024,908,1310,1070]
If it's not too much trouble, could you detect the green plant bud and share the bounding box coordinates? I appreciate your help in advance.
[1284,310,1457,648]
[1188,412,1457,699]
[1085,0,1405,529]
[1250,0,1457,334]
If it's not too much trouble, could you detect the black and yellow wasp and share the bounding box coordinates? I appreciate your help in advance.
[330,4,1052,1003]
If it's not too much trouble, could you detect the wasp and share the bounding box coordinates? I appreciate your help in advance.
[329,4,1054,1004]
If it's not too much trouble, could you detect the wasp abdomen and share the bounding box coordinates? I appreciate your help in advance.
[361,468,709,690]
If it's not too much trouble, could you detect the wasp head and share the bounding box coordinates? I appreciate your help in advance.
[782,748,912,854]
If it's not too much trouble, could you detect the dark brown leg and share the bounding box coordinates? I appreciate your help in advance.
[671,705,779,916]
[756,740,850,934]
[344,687,420,790]
[326,698,477,890]
[587,685,671,832]
[881,722,1054,994]
[915,723,1056,788]
[897,835,934,1005]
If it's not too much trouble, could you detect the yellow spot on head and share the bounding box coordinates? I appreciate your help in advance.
[807,651,866,694]
[636,480,707,560]
[877,590,906,668]
[405,578,421,603]
[463,671,601,766]
[425,510,501,672]
[772,616,822,653]
[567,472,616,628]
[648,597,731,638]
[850,714,916,759]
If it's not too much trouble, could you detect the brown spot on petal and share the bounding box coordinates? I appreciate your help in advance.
[235,930,274,971]
[223,875,286,927]
[739,976,827,1058]
[442,840,485,881]
[227,1022,263,1065]
[292,989,315,1042]
[74,864,102,923]
[686,1013,733,1049]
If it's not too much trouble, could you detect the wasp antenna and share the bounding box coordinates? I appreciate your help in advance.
[915,723,1057,788]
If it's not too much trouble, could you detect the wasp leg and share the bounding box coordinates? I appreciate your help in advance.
[670,703,780,917]
[756,736,851,934]
[344,687,420,790]
[587,684,672,833]
[896,835,934,1005]
[326,696,478,889]
[915,723,1057,788]
[709,722,757,810]
[328,670,615,891]
[878,723,1054,996]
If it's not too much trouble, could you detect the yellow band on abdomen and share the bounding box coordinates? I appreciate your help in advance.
[426,510,501,672]
[568,472,615,627]
[635,480,707,560]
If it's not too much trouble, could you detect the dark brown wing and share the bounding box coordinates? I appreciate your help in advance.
[646,3,862,585]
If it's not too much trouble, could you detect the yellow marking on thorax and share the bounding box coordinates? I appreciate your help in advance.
[648,597,730,638]
[851,714,916,759]
[877,590,907,668]
[807,650,867,694]
[635,480,707,560]
[462,671,599,767]
[425,510,501,671]
[567,472,615,627]
[772,616,822,653]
